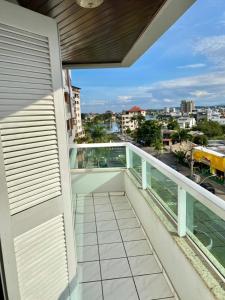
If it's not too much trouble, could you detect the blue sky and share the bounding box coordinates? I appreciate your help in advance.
[72,0,225,113]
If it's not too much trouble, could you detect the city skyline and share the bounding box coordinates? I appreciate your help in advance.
[72,0,225,113]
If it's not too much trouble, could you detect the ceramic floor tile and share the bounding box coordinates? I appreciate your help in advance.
[73,281,103,300]
[94,198,111,205]
[95,204,113,213]
[75,222,96,234]
[109,192,125,196]
[115,209,136,219]
[77,245,99,262]
[78,261,101,282]
[117,218,140,229]
[124,240,152,256]
[102,278,139,300]
[77,232,97,246]
[95,211,115,221]
[98,230,122,244]
[112,202,131,211]
[76,205,94,214]
[134,274,174,300]
[99,243,126,259]
[97,220,118,232]
[100,258,131,280]
[76,213,95,223]
[94,193,109,197]
[128,255,162,276]
[77,194,92,199]
[120,228,145,242]
[110,196,129,203]
[77,198,93,205]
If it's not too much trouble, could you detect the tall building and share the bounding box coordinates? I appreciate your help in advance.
[63,71,84,143]
[72,86,84,138]
[63,70,76,143]
[180,100,195,113]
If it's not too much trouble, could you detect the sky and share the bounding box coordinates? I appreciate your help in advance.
[72,0,225,113]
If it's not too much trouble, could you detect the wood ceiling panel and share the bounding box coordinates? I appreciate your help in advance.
[18,0,167,66]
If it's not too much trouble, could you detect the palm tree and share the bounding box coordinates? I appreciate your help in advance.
[131,114,145,127]
[172,129,191,144]
[89,125,107,142]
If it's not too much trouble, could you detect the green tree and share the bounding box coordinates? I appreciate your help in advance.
[167,117,179,130]
[153,139,163,157]
[196,120,223,137]
[192,135,208,146]
[221,124,225,134]
[89,125,108,142]
[172,129,191,144]
[131,114,145,127]
[136,120,162,146]
[126,128,132,135]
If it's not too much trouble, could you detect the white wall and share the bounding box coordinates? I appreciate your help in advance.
[71,169,125,194]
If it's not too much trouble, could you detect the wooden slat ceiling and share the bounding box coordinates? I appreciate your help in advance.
[18,0,167,66]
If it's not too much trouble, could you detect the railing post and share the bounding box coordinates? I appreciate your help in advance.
[177,186,187,237]
[126,146,130,169]
[142,159,147,190]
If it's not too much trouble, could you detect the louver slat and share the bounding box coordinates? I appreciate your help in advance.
[14,215,69,300]
[0,22,62,215]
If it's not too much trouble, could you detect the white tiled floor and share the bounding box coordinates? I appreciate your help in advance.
[74,192,176,300]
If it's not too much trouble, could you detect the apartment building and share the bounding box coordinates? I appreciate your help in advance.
[180,100,195,114]
[63,71,84,143]
[63,70,76,143]
[71,86,84,138]
[2,1,225,300]
[178,116,196,129]
[122,106,146,133]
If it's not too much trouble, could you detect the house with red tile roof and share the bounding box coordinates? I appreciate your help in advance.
[122,106,146,133]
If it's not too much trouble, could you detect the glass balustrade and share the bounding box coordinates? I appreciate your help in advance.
[186,193,225,277]
[70,142,225,277]
[70,146,126,169]
[147,163,178,217]
[130,150,142,179]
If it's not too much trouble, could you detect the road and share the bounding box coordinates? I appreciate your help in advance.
[143,149,225,201]
[116,134,225,201]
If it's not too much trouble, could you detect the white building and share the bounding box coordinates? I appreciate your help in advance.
[210,117,225,125]
[71,86,84,138]
[122,106,146,133]
[63,70,76,143]
[178,117,196,129]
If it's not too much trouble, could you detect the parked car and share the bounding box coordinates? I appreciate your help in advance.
[200,182,215,194]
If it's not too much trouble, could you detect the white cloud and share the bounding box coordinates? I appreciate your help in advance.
[117,96,133,103]
[194,35,225,68]
[147,72,225,90]
[177,63,206,69]
[190,90,213,97]
[163,98,173,103]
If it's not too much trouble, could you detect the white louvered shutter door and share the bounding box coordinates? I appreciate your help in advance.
[0,2,76,300]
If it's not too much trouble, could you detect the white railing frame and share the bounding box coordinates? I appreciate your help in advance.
[71,142,225,234]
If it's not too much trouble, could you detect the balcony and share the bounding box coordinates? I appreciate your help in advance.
[70,143,225,300]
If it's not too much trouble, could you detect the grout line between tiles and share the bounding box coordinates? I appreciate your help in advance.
[92,192,104,300]
[108,192,141,300]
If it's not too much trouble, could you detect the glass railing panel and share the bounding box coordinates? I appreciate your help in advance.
[130,150,142,179]
[186,193,225,277]
[147,163,178,216]
[71,146,126,169]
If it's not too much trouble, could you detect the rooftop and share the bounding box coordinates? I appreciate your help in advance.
[127,106,145,113]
